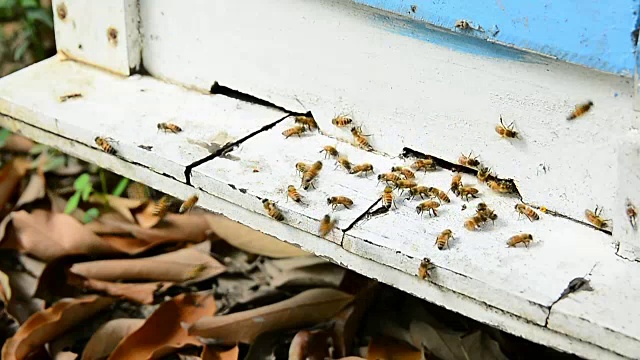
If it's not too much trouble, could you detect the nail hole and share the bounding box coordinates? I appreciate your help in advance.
[56,3,67,20]
[107,27,118,46]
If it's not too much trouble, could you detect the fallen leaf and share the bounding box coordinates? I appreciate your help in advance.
[14,172,46,209]
[4,135,34,153]
[0,158,31,211]
[188,288,353,343]
[47,190,86,221]
[460,331,508,360]
[289,329,333,360]
[367,336,421,360]
[205,214,308,258]
[82,318,144,360]
[6,270,44,323]
[52,351,77,360]
[409,320,468,360]
[34,254,91,303]
[333,282,379,357]
[0,270,11,303]
[201,345,239,360]
[270,263,345,288]
[109,291,216,359]
[133,200,162,229]
[12,210,118,261]
[89,194,143,224]
[67,273,171,304]
[1,295,115,360]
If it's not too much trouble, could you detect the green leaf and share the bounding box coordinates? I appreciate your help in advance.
[99,170,107,194]
[81,184,93,201]
[18,0,38,7]
[13,39,30,62]
[0,128,11,148]
[64,191,81,214]
[82,208,100,223]
[42,156,66,173]
[28,143,48,154]
[111,178,129,197]
[73,173,91,191]
[25,8,53,28]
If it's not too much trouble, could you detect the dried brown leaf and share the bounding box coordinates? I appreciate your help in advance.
[188,288,353,343]
[0,158,31,210]
[1,295,115,360]
[0,270,10,303]
[133,200,163,229]
[89,194,143,224]
[4,135,34,153]
[409,320,467,360]
[205,214,308,258]
[109,291,216,360]
[333,282,379,357]
[366,336,421,360]
[460,331,508,360]
[82,318,145,360]
[67,272,171,304]
[15,173,45,209]
[201,345,239,360]
[289,329,333,360]
[46,191,86,222]
[53,351,77,360]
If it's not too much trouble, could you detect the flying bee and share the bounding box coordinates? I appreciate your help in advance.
[327,196,353,210]
[157,122,182,133]
[458,186,479,201]
[377,172,402,186]
[262,199,285,221]
[450,173,462,196]
[332,115,353,128]
[435,229,453,250]
[295,161,312,176]
[515,203,539,221]
[458,152,480,167]
[335,156,352,172]
[294,115,318,131]
[282,125,307,138]
[350,163,374,177]
[427,187,450,203]
[507,233,533,248]
[301,161,323,190]
[626,199,637,230]
[381,186,396,209]
[395,180,417,195]
[351,127,374,151]
[585,206,610,229]
[567,101,593,120]
[319,145,338,159]
[287,185,304,203]
[391,166,415,179]
[487,179,515,194]
[416,200,440,217]
[179,195,199,214]
[407,186,430,200]
[418,258,434,280]
[411,159,436,172]
[94,136,116,154]
[319,214,336,237]
[495,115,519,139]
[153,195,172,217]
[477,166,491,183]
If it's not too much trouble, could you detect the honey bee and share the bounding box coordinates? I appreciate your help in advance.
[381,186,396,209]
[507,233,533,248]
[418,258,434,280]
[153,195,172,217]
[416,200,440,217]
[351,127,374,151]
[301,161,323,190]
[262,199,285,221]
[395,180,417,194]
[495,115,519,139]
[464,214,484,231]
[282,125,307,138]
[287,185,303,203]
[515,203,539,221]
[349,163,374,177]
[476,203,498,224]
[585,206,610,229]
[332,115,353,128]
[455,20,470,29]
[295,162,312,176]
[319,145,338,159]
[567,101,593,120]
[335,156,352,172]
[157,122,183,133]
[391,166,415,179]
[327,196,353,210]
[294,115,318,131]
[319,214,336,237]
[407,186,430,200]
[435,229,453,250]
[458,152,480,167]
[95,137,116,154]
[487,180,515,194]
[411,159,436,172]
[626,199,637,230]
[450,173,462,196]
[477,166,491,183]
[458,186,479,201]
[427,187,450,203]
[179,195,199,214]
[377,172,402,186]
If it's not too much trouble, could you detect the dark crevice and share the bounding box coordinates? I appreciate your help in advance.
[342,198,382,233]
[522,201,613,236]
[210,81,308,115]
[543,263,598,327]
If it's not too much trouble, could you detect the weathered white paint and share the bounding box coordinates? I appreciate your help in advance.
[53,0,141,75]
[140,0,637,229]
[616,131,640,260]
[1,57,638,359]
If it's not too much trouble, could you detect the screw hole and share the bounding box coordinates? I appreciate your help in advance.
[107,27,118,46]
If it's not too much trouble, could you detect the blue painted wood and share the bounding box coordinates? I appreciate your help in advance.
[353,0,640,76]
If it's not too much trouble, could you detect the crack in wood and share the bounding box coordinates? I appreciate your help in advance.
[544,262,598,327]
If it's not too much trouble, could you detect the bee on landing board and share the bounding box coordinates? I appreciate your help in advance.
[287,185,304,203]
[349,163,374,177]
[515,203,539,221]
[495,115,519,139]
[450,173,462,196]
[476,202,497,224]
[395,180,417,195]
[332,115,353,128]
[507,233,533,248]
[381,186,396,209]
[585,206,610,229]
[458,186,479,201]
[319,145,338,159]
[416,200,440,217]
[458,152,480,167]
[319,214,336,237]
[391,166,415,179]
[487,179,516,194]
[377,172,402,186]
[262,199,285,221]
[179,195,199,214]
[153,195,172,217]
[411,159,436,172]
[407,186,430,200]
[327,196,353,210]
[351,127,374,151]
[418,258,434,280]
[295,162,312,176]
[427,187,450,203]
[626,199,637,230]
[435,229,453,250]
[567,101,593,120]
[157,122,182,133]
[301,161,323,190]
[335,156,352,172]
[282,125,307,139]
[94,137,116,154]
[294,115,318,131]
[477,166,491,183]
[464,203,497,230]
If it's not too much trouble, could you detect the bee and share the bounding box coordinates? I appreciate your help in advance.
[487,180,515,194]
[461,204,467,211]
[458,152,480,167]
[507,233,533,248]
[58,93,82,102]
[296,161,312,176]
[418,258,434,280]
[381,186,396,209]
[95,137,116,154]
[395,180,417,194]
[332,115,353,128]
[515,203,539,221]
[153,195,172,217]
[416,200,440,217]
[495,115,519,139]
[287,185,303,203]
[377,172,402,186]
[477,166,491,183]
[179,195,199,214]
[567,101,593,120]
[327,196,353,210]
[626,199,637,230]
[455,20,470,29]
[411,159,436,172]
[391,166,415,179]
[319,145,338,159]
[427,187,450,203]
[585,206,610,229]
[464,214,484,231]
[335,156,352,172]
[435,229,453,250]
[350,163,374,177]
[319,214,336,237]
[351,127,374,151]
[407,186,430,200]
[294,115,318,131]
[282,125,307,138]
[476,203,498,224]
[262,199,285,221]
[450,173,462,196]
[301,161,323,190]
[157,122,183,133]
[458,186,479,201]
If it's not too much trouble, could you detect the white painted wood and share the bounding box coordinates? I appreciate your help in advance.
[53,0,141,75]
[140,0,637,229]
[616,131,640,260]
